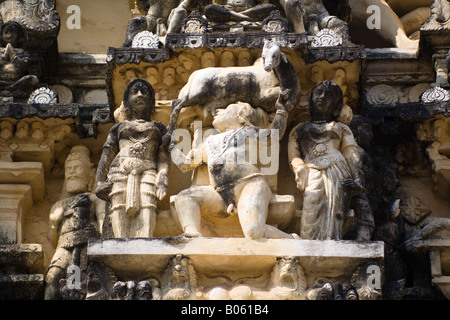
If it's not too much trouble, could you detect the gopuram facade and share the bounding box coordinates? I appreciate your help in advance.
[0,0,450,301]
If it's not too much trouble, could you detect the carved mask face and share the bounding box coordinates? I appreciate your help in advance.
[65,159,90,193]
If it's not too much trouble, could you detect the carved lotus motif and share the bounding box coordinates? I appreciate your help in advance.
[366,84,399,105]
[311,29,341,48]
[421,86,450,103]
[27,87,58,104]
[132,31,160,49]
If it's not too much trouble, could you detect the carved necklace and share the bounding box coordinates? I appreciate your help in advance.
[128,121,153,156]
[305,121,332,157]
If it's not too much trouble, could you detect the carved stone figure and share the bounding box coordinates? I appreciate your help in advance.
[124,0,183,46]
[166,40,301,136]
[0,0,60,50]
[268,256,307,299]
[0,21,38,92]
[45,145,106,300]
[297,0,350,44]
[170,94,298,239]
[161,255,197,300]
[94,79,170,238]
[348,0,421,48]
[204,0,277,24]
[289,80,373,240]
[423,0,450,29]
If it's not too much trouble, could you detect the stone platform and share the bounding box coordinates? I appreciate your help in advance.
[88,238,384,299]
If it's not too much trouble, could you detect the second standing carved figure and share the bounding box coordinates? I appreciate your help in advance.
[95,79,170,238]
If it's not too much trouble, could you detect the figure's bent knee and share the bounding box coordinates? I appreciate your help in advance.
[242,223,265,239]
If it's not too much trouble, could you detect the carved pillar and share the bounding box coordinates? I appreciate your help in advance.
[0,185,32,244]
[0,162,44,244]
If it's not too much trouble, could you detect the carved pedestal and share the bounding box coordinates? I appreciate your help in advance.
[88,238,384,300]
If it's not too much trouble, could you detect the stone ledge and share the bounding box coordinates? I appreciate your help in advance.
[88,238,384,279]
[0,244,43,274]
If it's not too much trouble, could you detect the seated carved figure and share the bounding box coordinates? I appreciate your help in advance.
[95,79,170,238]
[124,0,191,46]
[298,0,350,44]
[0,21,38,89]
[170,96,298,239]
[204,0,277,24]
[288,81,374,240]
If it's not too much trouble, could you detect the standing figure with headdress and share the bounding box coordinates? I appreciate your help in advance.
[45,145,105,300]
[95,79,170,238]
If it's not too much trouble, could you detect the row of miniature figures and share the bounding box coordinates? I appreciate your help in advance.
[124,0,443,49]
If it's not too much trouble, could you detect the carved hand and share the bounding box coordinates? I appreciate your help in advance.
[295,165,308,191]
[156,171,169,200]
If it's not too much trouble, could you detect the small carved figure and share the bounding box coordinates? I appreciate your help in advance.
[45,145,106,300]
[204,0,277,24]
[170,95,298,239]
[269,257,307,299]
[0,21,38,90]
[161,255,197,300]
[297,0,350,44]
[288,80,372,240]
[95,79,170,238]
[124,0,186,46]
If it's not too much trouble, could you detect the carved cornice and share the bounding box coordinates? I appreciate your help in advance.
[165,32,307,51]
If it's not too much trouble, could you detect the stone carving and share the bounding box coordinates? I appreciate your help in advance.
[27,87,58,104]
[124,0,187,46]
[0,0,60,50]
[289,80,374,240]
[204,0,277,28]
[262,10,289,33]
[161,254,197,300]
[167,40,301,135]
[112,280,153,300]
[180,10,209,34]
[416,118,450,200]
[268,256,307,299]
[170,97,298,239]
[348,0,420,48]
[306,280,359,300]
[45,145,106,300]
[279,0,306,33]
[311,28,341,47]
[421,86,450,103]
[422,0,450,30]
[366,84,399,105]
[94,79,170,238]
[131,31,160,49]
[0,21,38,95]
[298,0,350,45]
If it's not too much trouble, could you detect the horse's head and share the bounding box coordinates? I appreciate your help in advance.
[262,40,288,72]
